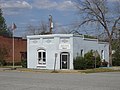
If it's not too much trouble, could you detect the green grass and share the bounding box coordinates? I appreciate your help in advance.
[79,68,120,73]
[1,66,120,74]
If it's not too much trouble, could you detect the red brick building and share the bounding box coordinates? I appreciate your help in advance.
[0,36,27,64]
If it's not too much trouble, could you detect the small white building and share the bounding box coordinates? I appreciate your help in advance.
[27,34,109,70]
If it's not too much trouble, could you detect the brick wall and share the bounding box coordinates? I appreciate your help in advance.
[0,36,27,63]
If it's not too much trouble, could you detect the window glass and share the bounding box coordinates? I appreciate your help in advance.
[43,59,46,62]
[81,49,83,57]
[43,52,46,58]
[38,52,41,59]
[101,50,105,60]
[38,50,46,65]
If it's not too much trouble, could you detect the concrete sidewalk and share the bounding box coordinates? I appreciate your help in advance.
[0,68,12,71]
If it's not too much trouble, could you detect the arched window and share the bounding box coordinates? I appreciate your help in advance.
[38,49,46,65]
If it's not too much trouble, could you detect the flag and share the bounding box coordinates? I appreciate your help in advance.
[11,23,17,30]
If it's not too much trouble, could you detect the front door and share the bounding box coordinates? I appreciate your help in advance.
[60,52,69,69]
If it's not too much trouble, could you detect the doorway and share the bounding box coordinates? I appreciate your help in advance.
[60,52,70,69]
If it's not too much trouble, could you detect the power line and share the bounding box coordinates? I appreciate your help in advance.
[10,22,80,29]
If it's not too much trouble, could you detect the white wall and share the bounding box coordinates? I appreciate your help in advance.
[27,34,73,70]
[73,35,109,63]
[27,34,109,70]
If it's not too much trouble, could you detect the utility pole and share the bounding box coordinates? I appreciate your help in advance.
[49,15,53,34]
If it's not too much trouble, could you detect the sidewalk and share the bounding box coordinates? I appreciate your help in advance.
[0,67,12,71]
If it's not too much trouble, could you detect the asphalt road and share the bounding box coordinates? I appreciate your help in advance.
[0,71,120,90]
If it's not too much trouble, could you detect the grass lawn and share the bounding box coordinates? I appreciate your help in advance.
[78,68,120,74]
[1,66,120,74]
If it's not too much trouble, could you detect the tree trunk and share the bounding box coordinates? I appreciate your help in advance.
[109,37,112,67]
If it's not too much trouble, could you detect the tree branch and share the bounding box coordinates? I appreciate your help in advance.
[111,16,120,36]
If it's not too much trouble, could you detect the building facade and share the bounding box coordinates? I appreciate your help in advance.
[27,34,109,70]
[0,36,27,64]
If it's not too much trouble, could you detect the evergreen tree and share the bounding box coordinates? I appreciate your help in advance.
[0,8,12,37]
[113,30,120,66]
[113,46,120,66]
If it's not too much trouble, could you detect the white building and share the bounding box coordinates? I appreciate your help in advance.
[27,34,109,70]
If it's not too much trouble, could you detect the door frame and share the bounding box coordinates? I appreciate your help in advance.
[60,52,70,69]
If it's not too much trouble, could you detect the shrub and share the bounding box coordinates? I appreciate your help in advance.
[5,62,21,66]
[5,62,13,66]
[96,56,101,68]
[74,50,101,70]
[101,60,108,67]
[15,62,21,66]
[112,47,120,66]
[84,50,101,69]
[21,59,27,68]
[0,59,6,66]
[84,50,94,69]
[73,56,86,70]
[0,45,8,66]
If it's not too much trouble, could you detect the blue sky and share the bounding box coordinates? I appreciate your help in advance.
[0,0,119,37]
[0,0,79,36]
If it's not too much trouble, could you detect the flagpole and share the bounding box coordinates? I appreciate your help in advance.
[12,29,15,69]
[11,23,17,70]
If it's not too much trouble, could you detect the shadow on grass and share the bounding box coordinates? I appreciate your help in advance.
[51,70,59,73]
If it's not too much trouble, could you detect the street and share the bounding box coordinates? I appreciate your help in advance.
[0,71,120,90]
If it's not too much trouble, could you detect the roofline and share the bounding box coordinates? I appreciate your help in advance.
[27,34,73,38]
[27,34,109,44]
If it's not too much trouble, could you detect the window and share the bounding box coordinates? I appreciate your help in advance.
[38,49,46,65]
[81,49,84,57]
[101,50,105,60]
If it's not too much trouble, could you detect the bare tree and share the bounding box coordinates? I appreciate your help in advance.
[24,21,49,37]
[76,0,120,66]
[55,26,72,34]
[38,21,49,35]
[26,24,36,35]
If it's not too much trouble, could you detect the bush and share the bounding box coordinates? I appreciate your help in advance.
[112,47,120,66]
[5,62,21,66]
[0,45,8,66]
[85,50,101,69]
[0,59,6,66]
[73,56,86,70]
[73,50,101,70]
[96,56,101,68]
[84,50,94,69]
[85,59,94,69]
[21,59,27,68]
[101,60,108,67]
